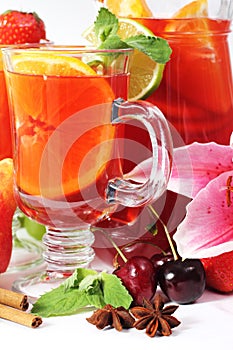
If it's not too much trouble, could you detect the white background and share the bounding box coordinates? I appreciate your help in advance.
[0,1,233,349]
[0,0,232,56]
[0,0,98,44]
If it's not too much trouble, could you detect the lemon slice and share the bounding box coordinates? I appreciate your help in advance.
[83,17,165,100]
[11,52,97,76]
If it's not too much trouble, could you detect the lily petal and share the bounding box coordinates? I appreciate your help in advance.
[125,157,151,183]
[168,142,233,198]
[174,170,233,259]
[126,142,233,199]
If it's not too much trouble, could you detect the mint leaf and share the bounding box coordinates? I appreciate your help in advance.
[124,35,172,64]
[31,285,89,317]
[101,272,133,309]
[94,7,119,44]
[84,278,106,309]
[79,273,100,292]
[91,8,172,65]
[63,268,97,290]
[98,34,129,50]
[31,268,133,317]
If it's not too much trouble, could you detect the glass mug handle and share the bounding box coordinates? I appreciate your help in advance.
[107,98,173,207]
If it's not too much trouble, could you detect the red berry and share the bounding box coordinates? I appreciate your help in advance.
[158,259,206,304]
[113,256,158,306]
[201,251,233,293]
[150,252,174,273]
[0,10,46,44]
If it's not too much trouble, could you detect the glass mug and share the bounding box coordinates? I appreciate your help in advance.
[3,45,173,294]
[0,43,52,272]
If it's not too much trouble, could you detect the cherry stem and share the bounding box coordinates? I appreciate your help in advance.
[148,205,179,261]
[106,234,128,263]
[91,226,128,263]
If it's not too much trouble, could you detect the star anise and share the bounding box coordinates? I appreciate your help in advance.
[130,293,181,337]
[86,304,135,331]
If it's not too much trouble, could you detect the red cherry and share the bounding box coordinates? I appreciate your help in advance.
[113,256,158,306]
[158,259,206,304]
[150,252,174,274]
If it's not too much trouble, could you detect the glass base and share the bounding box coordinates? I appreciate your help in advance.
[12,271,66,302]
[8,208,44,272]
[11,226,95,300]
[7,231,44,272]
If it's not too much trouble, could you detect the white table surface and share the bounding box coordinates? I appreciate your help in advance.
[0,1,232,348]
[0,260,233,350]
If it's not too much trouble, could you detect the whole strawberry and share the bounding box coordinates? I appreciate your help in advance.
[0,10,46,44]
[201,251,233,293]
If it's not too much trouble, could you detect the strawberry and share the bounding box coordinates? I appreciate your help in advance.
[0,10,46,44]
[201,251,233,293]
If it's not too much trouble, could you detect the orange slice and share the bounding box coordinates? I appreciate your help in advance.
[172,0,208,18]
[11,53,97,76]
[166,0,211,48]
[7,53,116,197]
[98,0,153,17]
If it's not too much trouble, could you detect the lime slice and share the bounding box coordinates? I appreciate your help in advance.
[82,17,165,100]
[129,49,165,100]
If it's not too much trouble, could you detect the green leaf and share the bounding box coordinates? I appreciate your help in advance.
[79,273,101,292]
[98,34,129,50]
[31,268,133,317]
[124,35,172,64]
[94,8,119,44]
[31,285,90,317]
[62,268,98,290]
[85,279,106,309]
[92,8,172,65]
[101,272,133,309]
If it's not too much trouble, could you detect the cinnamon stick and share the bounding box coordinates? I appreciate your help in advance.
[0,287,29,311]
[0,304,42,328]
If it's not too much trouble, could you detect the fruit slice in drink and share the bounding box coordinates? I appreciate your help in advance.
[83,17,165,100]
[96,0,153,17]
[6,53,116,199]
[172,0,208,18]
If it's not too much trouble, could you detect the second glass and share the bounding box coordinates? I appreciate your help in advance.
[135,0,233,145]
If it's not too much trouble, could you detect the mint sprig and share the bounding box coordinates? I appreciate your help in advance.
[31,268,133,317]
[92,7,172,64]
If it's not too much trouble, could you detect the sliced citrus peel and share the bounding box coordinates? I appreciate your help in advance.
[7,52,116,197]
[11,52,97,76]
[83,17,165,100]
[172,0,208,18]
[167,0,209,33]
[96,0,153,17]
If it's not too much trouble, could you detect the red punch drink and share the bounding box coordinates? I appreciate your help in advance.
[136,16,233,145]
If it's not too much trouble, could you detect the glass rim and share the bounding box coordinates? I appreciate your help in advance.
[0,39,52,49]
[2,44,134,55]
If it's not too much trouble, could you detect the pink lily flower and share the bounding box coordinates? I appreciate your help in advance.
[126,141,233,259]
